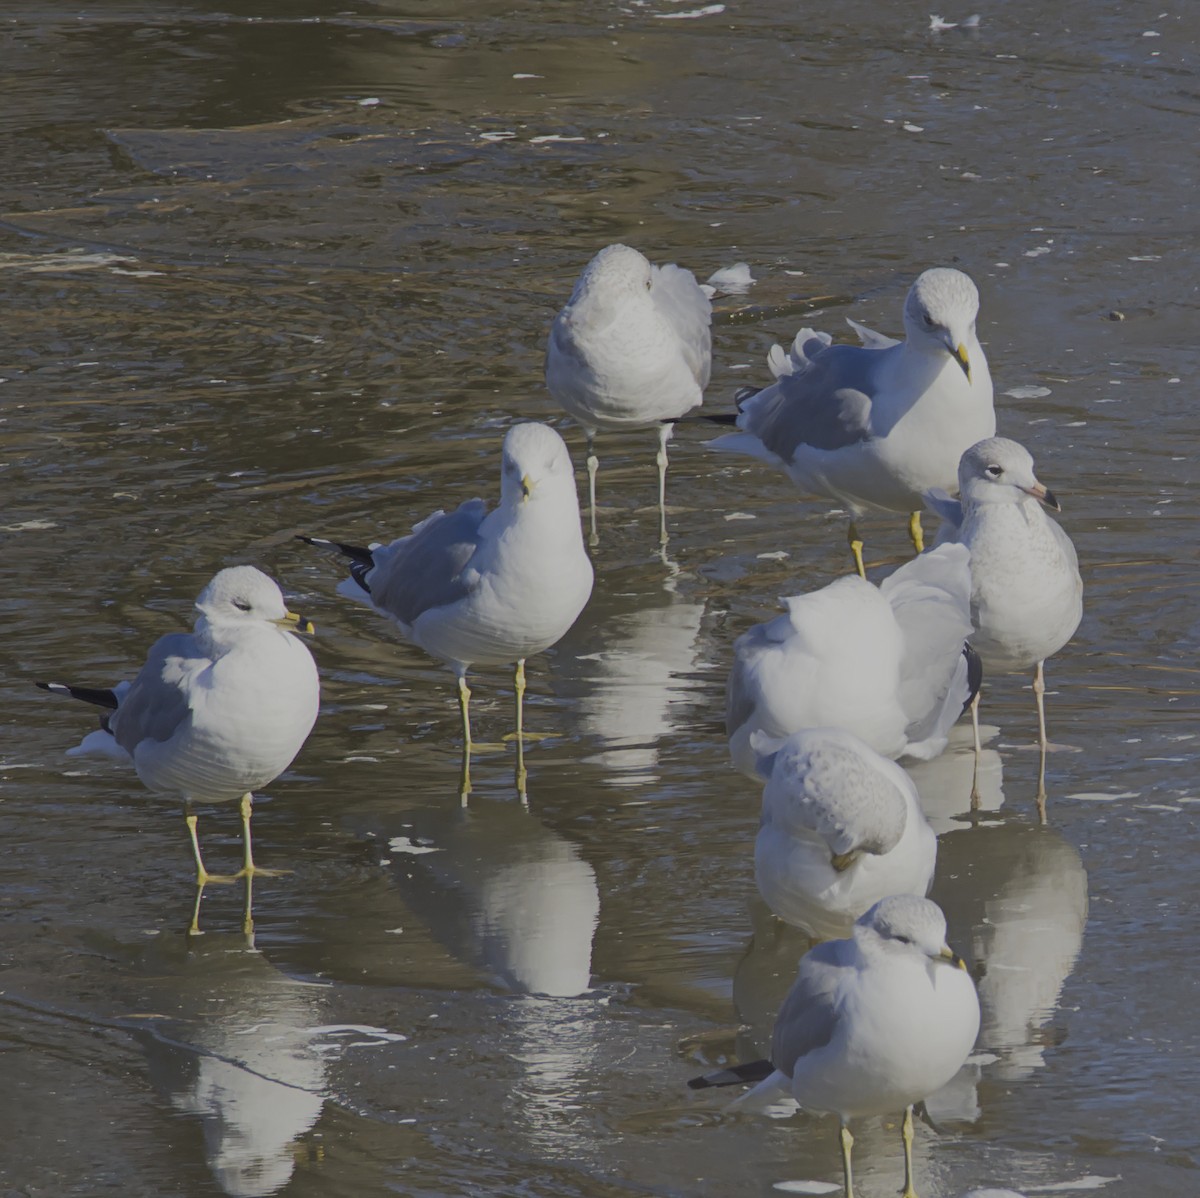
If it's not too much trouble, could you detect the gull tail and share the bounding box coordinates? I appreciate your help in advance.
[297,534,375,595]
[35,681,119,709]
[687,1058,775,1090]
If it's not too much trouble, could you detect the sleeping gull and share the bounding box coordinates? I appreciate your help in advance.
[37,566,320,884]
[926,437,1083,809]
[726,542,980,776]
[545,243,712,544]
[709,267,994,576]
[300,422,593,796]
[689,895,980,1198]
[753,727,937,940]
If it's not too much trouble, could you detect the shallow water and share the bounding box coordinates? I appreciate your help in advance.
[2,2,1199,1195]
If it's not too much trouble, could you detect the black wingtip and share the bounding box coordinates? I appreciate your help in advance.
[962,642,983,712]
[36,681,120,709]
[686,1059,775,1090]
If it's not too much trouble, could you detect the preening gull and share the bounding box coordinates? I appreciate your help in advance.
[753,727,937,940]
[300,422,593,795]
[545,243,712,544]
[926,437,1082,807]
[37,566,320,884]
[710,267,994,576]
[726,543,980,776]
[689,895,980,1198]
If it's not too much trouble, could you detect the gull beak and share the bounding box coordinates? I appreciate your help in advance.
[1023,480,1061,512]
[521,473,534,501]
[276,610,316,635]
[951,341,972,381]
[938,946,968,971]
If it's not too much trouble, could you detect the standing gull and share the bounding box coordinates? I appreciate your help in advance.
[753,728,938,940]
[690,895,980,1198]
[300,422,593,795]
[710,267,994,576]
[926,437,1082,809]
[545,243,712,544]
[36,566,320,884]
[726,543,980,776]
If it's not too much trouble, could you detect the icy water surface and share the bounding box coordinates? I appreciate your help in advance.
[2,2,1199,1195]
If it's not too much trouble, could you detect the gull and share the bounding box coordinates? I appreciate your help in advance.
[709,267,994,576]
[926,437,1082,808]
[726,542,980,777]
[689,895,980,1198]
[36,566,320,884]
[545,243,712,544]
[300,422,593,795]
[753,728,937,940]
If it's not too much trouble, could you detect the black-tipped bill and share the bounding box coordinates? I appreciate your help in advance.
[277,611,315,635]
[1026,482,1061,512]
[952,342,971,381]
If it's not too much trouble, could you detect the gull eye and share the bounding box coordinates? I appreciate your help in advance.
[893,934,913,946]
[985,464,1003,478]
[922,312,935,328]
[233,599,253,612]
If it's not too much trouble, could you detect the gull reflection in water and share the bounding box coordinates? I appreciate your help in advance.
[136,925,330,1198]
[932,819,1088,1081]
[556,589,706,784]
[907,721,1005,835]
[380,796,600,997]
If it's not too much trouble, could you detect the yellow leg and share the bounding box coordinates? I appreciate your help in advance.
[847,521,866,580]
[187,880,206,937]
[242,872,256,944]
[184,805,237,886]
[586,431,599,547]
[839,1122,856,1198]
[1033,660,1048,823]
[515,659,528,801]
[969,691,983,811]
[901,1105,919,1198]
[458,673,473,804]
[656,423,671,546]
[235,793,289,879]
[908,510,925,554]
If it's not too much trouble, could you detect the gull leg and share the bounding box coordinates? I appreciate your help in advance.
[187,880,206,937]
[586,430,599,547]
[1034,660,1048,823]
[969,692,983,810]
[515,659,528,803]
[236,793,289,879]
[847,521,866,580]
[458,672,473,805]
[242,872,256,944]
[838,1121,856,1198]
[184,802,237,885]
[900,1105,920,1198]
[656,422,672,546]
[908,510,925,554]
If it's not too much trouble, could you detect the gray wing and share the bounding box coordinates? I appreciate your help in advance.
[771,938,851,1076]
[366,498,488,626]
[923,488,964,546]
[741,339,893,461]
[110,632,201,753]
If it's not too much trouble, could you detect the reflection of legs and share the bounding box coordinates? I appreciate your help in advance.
[908,510,925,554]
[585,430,599,546]
[838,1121,856,1198]
[1033,659,1048,821]
[969,692,983,809]
[458,672,473,804]
[847,521,866,580]
[656,423,672,545]
[900,1105,919,1198]
[236,793,288,879]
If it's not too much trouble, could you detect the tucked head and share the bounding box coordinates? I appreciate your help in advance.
[575,243,653,298]
[903,267,981,379]
[958,436,1059,511]
[500,421,576,504]
[195,566,312,633]
[857,895,965,968]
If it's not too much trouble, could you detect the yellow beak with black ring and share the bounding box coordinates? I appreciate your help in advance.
[275,610,316,635]
[952,342,971,382]
[521,473,535,501]
[938,945,969,971]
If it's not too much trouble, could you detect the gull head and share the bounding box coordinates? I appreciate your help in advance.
[958,436,1060,511]
[574,243,654,301]
[857,895,966,968]
[195,566,314,634]
[500,421,577,506]
[903,267,981,380]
